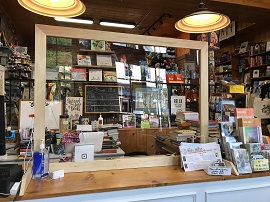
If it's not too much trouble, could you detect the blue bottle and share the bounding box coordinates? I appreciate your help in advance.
[32,139,49,180]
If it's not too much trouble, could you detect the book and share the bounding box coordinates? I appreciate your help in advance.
[122,114,136,128]
[77,55,91,66]
[89,69,102,81]
[91,40,106,51]
[103,71,117,82]
[239,126,262,144]
[231,148,252,174]
[71,67,86,81]
[96,55,112,66]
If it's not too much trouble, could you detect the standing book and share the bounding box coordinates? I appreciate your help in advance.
[231,148,252,174]
[71,68,86,81]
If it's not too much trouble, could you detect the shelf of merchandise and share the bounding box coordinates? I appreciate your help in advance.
[215,60,231,66]
[215,71,232,75]
[74,65,116,69]
[79,49,115,54]
[250,50,270,57]
[250,63,270,69]
[251,76,270,81]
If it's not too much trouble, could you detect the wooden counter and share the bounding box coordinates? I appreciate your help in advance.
[18,166,270,201]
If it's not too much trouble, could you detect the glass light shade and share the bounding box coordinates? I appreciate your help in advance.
[18,0,86,17]
[175,11,230,33]
[100,21,135,29]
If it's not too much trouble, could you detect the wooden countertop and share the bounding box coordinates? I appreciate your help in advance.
[18,166,270,201]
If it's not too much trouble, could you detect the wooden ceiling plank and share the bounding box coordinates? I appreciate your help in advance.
[210,0,270,10]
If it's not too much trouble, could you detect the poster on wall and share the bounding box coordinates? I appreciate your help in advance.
[171,96,186,115]
[19,100,62,129]
[219,21,236,41]
[65,97,83,120]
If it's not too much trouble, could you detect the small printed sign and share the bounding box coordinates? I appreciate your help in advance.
[171,96,186,115]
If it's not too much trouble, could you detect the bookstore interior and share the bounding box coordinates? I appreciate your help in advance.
[1,0,270,201]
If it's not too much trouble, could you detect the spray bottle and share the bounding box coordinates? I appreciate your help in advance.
[32,139,49,179]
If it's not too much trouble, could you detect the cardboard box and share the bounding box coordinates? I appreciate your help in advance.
[173,74,184,83]
[166,74,174,82]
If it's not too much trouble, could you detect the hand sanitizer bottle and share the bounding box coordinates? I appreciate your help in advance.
[32,139,49,179]
[98,114,103,127]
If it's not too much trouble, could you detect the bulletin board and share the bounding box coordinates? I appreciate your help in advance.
[19,100,63,129]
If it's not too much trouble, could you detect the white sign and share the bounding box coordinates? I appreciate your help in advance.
[171,96,185,115]
[65,97,83,120]
[179,142,222,172]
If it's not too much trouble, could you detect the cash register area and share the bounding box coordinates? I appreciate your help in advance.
[0,122,125,196]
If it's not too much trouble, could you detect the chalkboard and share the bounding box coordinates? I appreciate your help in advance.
[84,85,121,113]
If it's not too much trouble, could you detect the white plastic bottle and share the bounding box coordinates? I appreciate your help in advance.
[98,114,103,127]
[32,139,49,179]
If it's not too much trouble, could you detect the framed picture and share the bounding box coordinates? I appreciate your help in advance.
[96,55,112,66]
[239,41,249,53]
[89,69,102,81]
[79,115,91,125]
[253,69,260,78]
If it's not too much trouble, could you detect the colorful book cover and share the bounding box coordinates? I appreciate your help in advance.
[91,40,106,51]
[234,108,254,118]
[71,68,86,81]
[122,114,136,128]
[149,115,159,128]
[240,126,262,143]
[219,122,236,137]
[77,55,91,66]
[232,148,252,174]
[103,71,117,82]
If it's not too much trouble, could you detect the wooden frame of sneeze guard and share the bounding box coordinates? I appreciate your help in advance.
[34,24,208,149]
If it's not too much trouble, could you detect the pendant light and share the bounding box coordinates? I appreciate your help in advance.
[175,1,230,33]
[18,0,86,18]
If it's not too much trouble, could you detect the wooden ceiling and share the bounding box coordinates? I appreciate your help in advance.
[0,0,270,40]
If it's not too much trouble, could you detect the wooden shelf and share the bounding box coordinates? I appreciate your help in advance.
[250,51,270,57]
[79,49,115,54]
[74,65,116,69]
[215,60,231,66]
[85,112,122,114]
[233,51,249,56]
[250,64,270,69]
[215,71,232,75]
[251,76,270,81]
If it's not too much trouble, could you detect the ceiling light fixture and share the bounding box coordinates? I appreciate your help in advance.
[54,17,93,24]
[175,1,230,33]
[99,20,136,29]
[17,0,86,18]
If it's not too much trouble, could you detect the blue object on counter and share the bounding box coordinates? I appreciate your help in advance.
[5,130,15,139]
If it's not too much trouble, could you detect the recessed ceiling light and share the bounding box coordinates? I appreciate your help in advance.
[54,17,93,24]
[99,20,136,29]
[17,0,86,18]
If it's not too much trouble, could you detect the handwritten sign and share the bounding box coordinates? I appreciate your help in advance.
[65,97,83,119]
[253,159,269,172]
[85,85,121,113]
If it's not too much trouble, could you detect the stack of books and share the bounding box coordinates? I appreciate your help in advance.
[19,140,33,158]
[188,120,220,140]
[169,129,196,144]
